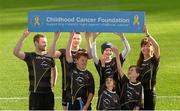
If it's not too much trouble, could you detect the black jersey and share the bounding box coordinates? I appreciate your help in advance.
[24,52,55,93]
[65,64,95,104]
[97,89,120,110]
[120,75,144,110]
[59,48,86,91]
[95,54,124,95]
[137,56,160,90]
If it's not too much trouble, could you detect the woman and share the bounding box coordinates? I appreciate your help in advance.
[137,25,160,110]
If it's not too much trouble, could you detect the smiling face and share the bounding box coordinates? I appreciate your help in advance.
[72,33,82,48]
[141,38,154,56]
[34,34,47,51]
[127,65,140,80]
[75,55,88,70]
[102,48,113,59]
[37,37,47,51]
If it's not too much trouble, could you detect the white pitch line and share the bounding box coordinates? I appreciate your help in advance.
[0,97,61,100]
[157,96,180,99]
[0,96,180,100]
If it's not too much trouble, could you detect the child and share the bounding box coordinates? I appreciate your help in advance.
[66,34,95,110]
[91,32,130,96]
[97,74,121,110]
[114,46,144,110]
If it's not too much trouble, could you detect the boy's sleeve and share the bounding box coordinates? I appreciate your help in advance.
[89,72,95,94]
[58,49,65,59]
[119,53,125,65]
[121,74,129,85]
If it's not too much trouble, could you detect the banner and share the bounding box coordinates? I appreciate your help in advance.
[28,11,144,33]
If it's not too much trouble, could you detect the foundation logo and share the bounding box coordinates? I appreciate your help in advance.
[133,15,140,25]
[30,16,44,27]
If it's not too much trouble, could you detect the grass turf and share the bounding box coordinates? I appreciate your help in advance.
[0,0,180,110]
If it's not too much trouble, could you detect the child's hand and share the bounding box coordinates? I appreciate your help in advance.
[85,32,91,40]
[112,46,119,55]
[92,32,100,41]
[70,32,75,38]
[54,32,61,39]
[114,32,124,37]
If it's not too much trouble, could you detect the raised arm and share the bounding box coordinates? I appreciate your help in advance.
[85,32,92,59]
[114,33,131,60]
[48,32,62,58]
[112,46,124,78]
[13,29,30,60]
[66,32,74,63]
[51,65,57,87]
[143,25,160,59]
[91,32,100,64]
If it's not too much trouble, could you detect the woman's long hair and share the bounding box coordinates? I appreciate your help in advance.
[137,38,153,67]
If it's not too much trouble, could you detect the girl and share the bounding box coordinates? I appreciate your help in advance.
[97,74,120,110]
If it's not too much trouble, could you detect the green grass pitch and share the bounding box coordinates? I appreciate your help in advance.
[0,0,180,110]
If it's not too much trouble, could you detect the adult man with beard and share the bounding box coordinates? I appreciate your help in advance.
[13,29,57,110]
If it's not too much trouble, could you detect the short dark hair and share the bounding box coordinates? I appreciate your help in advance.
[33,34,45,43]
[128,65,140,74]
[75,32,80,34]
[74,50,88,60]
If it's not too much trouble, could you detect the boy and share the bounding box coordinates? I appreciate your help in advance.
[65,33,95,110]
[114,46,144,110]
[49,32,92,110]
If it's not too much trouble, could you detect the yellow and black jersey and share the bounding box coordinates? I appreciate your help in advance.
[95,54,125,95]
[24,52,55,93]
[120,75,144,110]
[137,56,160,90]
[65,65,95,104]
[58,48,86,91]
[97,89,121,110]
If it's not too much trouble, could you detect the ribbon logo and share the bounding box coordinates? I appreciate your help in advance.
[34,16,40,27]
[133,15,140,25]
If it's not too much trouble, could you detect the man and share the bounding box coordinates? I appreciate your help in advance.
[49,32,92,110]
[13,29,57,110]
